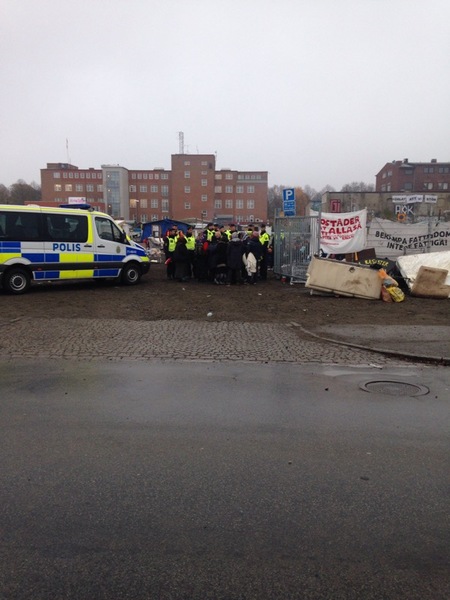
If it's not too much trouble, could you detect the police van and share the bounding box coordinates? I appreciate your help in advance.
[0,204,150,294]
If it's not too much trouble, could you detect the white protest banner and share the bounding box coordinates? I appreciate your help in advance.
[424,195,438,204]
[311,209,367,254]
[367,218,450,258]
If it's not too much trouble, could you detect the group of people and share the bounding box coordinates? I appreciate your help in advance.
[163,222,273,285]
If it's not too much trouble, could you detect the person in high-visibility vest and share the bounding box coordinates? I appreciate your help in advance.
[163,227,177,279]
[259,224,270,281]
[225,223,236,241]
[203,222,215,242]
[185,225,196,277]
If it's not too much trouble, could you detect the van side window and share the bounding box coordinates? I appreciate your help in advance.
[45,214,88,242]
[95,217,123,242]
[0,211,41,241]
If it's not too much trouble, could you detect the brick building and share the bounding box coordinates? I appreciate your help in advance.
[376,158,450,193]
[39,154,268,226]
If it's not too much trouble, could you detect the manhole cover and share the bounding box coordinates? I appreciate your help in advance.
[359,380,429,397]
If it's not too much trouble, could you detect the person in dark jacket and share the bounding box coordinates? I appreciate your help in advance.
[245,231,262,284]
[173,235,191,282]
[226,232,244,284]
[213,232,228,285]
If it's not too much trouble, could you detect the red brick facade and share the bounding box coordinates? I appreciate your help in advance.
[39,155,268,225]
[376,159,450,193]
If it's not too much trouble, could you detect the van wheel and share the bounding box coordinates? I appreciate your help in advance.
[121,263,141,285]
[3,268,31,295]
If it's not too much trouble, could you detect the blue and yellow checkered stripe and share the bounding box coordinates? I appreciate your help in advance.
[0,242,149,280]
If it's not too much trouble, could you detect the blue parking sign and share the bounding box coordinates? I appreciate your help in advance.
[283,188,296,216]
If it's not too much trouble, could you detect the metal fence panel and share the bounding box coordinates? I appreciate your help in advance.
[273,216,321,283]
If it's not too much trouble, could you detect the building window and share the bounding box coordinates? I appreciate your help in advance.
[438,182,449,190]
[247,199,255,209]
[403,182,413,190]
[201,179,207,186]
[382,173,386,179]
[140,185,147,193]
[225,199,233,209]
[201,161,207,166]
[97,185,103,192]
[161,185,169,196]
[75,184,83,192]
[214,199,222,209]
[404,168,413,175]
[54,184,62,191]
[247,185,255,193]
[215,174,222,180]
[69,172,73,178]
[184,161,190,166]
[143,173,148,179]
[381,185,386,192]
[161,173,169,179]
[86,173,90,179]
[438,166,449,174]
[151,214,158,221]
[63,172,68,179]
[225,185,233,193]
[387,170,392,177]
[184,186,190,193]
[129,185,136,192]
[97,173,102,179]
[184,202,191,209]
[201,171,208,175]
[201,210,208,218]
[148,173,153,179]
[424,167,434,173]
[65,184,72,192]
[184,171,190,178]
[214,186,222,193]
[236,199,244,209]
[162,199,169,212]
[151,198,158,208]
[150,185,158,193]
[225,174,233,180]
[140,199,148,208]
[86,184,94,192]
[424,182,433,190]
[154,174,159,180]
[53,172,61,178]
[249,215,255,222]
[80,173,85,179]
[236,185,244,194]
[201,195,207,202]
[141,213,147,222]
[131,173,136,179]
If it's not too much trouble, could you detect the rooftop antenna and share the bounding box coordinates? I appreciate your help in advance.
[178,131,184,154]
[66,138,71,164]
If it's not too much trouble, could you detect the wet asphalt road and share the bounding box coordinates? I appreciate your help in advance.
[1,359,449,600]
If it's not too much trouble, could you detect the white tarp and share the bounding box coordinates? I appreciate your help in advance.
[367,218,450,259]
[311,209,367,254]
[396,251,450,296]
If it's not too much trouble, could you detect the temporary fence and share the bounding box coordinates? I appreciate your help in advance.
[273,216,321,283]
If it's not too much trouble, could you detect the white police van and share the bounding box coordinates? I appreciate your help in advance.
[0,204,150,294]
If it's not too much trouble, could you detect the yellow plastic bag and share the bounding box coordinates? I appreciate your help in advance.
[387,286,405,302]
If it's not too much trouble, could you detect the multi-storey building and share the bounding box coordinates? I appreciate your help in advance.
[376,158,450,193]
[38,154,268,225]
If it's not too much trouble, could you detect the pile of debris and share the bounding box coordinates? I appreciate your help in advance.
[305,251,450,301]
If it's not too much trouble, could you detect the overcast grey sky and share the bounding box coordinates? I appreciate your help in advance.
[1,0,449,191]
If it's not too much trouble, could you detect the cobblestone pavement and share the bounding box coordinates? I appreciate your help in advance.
[0,317,405,366]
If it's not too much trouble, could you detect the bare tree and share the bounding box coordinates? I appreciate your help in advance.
[0,184,10,204]
[341,181,374,192]
[9,180,41,205]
